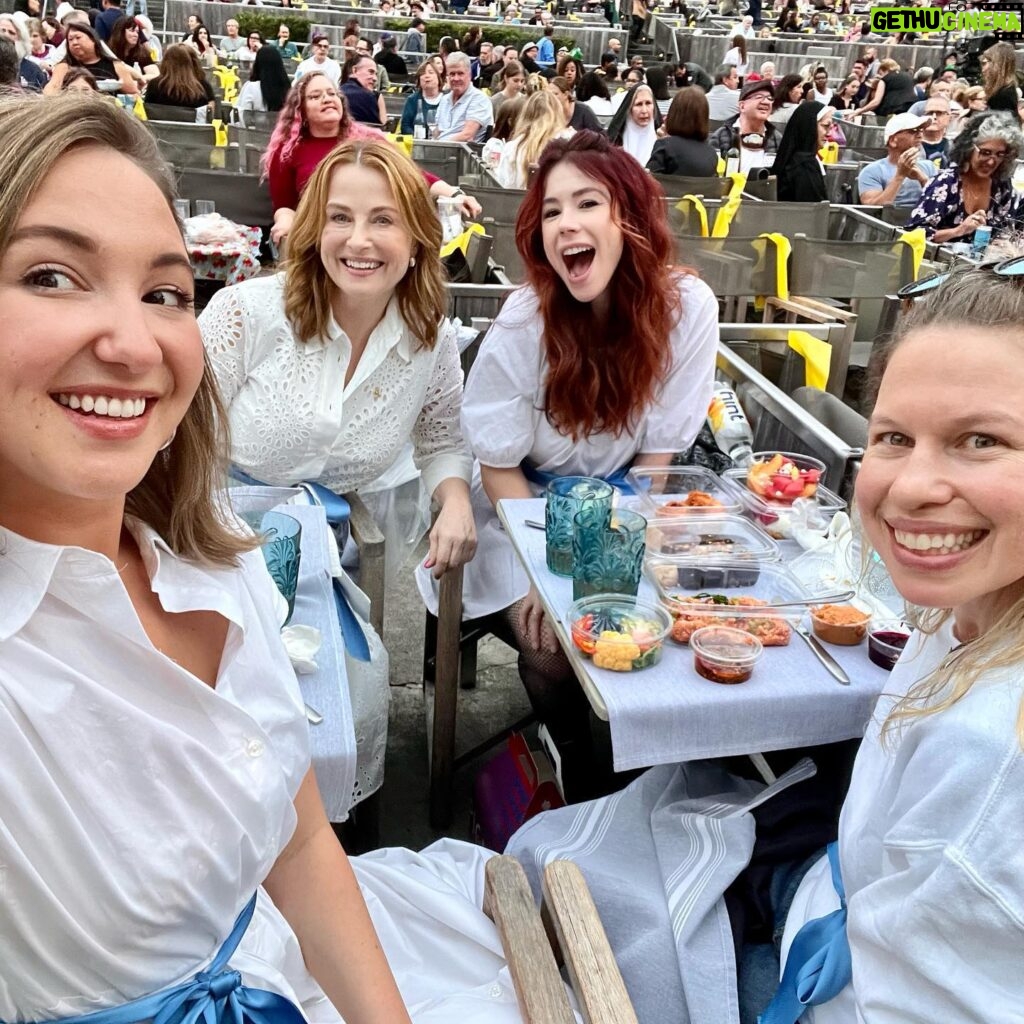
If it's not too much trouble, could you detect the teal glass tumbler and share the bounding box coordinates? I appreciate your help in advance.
[259,511,302,624]
[545,476,614,576]
[571,507,647,600]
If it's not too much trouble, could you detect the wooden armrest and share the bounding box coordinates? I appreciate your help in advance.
[484,856,576,1023]
[344,491,385,637]
[542,861,638,1024]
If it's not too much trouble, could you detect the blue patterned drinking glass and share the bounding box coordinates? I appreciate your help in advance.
[545,476,615,576]
[259,512,302,624]
[572,508,647,600]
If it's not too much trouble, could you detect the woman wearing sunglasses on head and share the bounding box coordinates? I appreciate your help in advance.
[906,112,1022,244]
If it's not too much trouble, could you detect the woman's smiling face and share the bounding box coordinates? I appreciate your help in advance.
[856,326,1024,628]
[541,160,624,318]
[0,147,202,522]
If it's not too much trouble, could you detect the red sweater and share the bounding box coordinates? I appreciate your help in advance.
[267,130,441,211]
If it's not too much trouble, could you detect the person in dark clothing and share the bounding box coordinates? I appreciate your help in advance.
[773,100,831,202]
[374,33,408,80]
[550,75,604,134]
[94,0,122,42]
[855,59,916,119]
[982,41,1021,124]
[341,54,385,127]
[646,86,718,176]
[675,60,712,92]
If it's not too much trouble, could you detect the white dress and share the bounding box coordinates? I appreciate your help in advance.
[417,276,720,618]
[199,273,472,498]
[0,521,558,1023]
[199,274,472,803]
[782,622,1024,1022]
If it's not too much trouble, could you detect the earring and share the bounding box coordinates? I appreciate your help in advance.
[159,429,176,453]
[409,256,416,268]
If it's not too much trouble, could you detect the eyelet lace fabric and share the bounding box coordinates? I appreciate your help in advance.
[200,275,472,807]
[199,275,472,497]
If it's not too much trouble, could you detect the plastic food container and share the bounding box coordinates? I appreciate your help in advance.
[745,452,827,504]
[810,604,871,646]
[626,466,743,518]
[645,513,779,562]
[566,594,672,672]
[723,468,847,540]
[651,560,812,647]
[868,621,912,671]
[690,626,763,684]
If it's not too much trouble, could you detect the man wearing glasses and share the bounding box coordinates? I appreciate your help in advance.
[920,96,952,165]
[857,112,937,207]
[294,34,341,86]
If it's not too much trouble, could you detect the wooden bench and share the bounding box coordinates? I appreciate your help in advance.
[484,855,639,1024]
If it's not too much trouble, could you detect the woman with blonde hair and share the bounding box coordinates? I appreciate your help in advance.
[981,40,1020,121]
[0,92,571,1024]
[495,88,573,188]
[748,261,1024,1021]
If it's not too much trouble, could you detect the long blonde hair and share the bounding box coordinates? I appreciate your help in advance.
[0,95,252,565]
[283,139,446,351]
[870,266,1024,743]
[513,89,567,184]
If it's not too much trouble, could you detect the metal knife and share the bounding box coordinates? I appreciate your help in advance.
[794,627,851,685]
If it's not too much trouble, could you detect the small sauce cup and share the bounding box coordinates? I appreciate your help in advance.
[691,626,763,684]
[868,621,912,671]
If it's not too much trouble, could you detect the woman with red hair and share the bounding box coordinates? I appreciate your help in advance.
[263,70,480,247]
[417,131,718,798]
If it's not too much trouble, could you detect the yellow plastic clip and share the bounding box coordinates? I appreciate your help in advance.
[440,221,485,260]
[133,93,147,121]
[387,133,414,157]
[211,119,228,148]
[712,187,744,239]
[896,228,926,280]
[818,141,839,165]
[675,194,709,237]
[787,329,832,390]
[751,231,791,304]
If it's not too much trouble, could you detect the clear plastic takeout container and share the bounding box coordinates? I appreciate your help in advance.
[645,513,780,562]
[690,625,763,684]
[565,594,672,672]
[650,560,813,646]
[745,451,828,503]
[626,465,744,517]
[723,468,847,540]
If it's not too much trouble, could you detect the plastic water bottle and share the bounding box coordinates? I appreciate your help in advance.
[707,384,754,466]
[972,224,992,258]
[726,146,740,177]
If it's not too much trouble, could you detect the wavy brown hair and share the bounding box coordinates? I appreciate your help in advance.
[514,131,684,441]
[0,95,252,565]
[284,139,446,351]
[150,43,208,105]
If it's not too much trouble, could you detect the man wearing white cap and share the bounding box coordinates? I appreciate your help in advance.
[857,112,938,208]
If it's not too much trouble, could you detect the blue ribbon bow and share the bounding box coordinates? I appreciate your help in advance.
[13,897,306,1024]
[520,462,635,495]
[759,842,852,1024]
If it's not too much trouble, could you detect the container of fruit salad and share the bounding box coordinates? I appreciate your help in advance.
[567,595,672,672]
[651,560,813,647]
[645,513,779,566]
[809,603,871,646]
[745,452,826,503]
[626,466,743,518]
[690,626,763,684]
[723,468,846,541]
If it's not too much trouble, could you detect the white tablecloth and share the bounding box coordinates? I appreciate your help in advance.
[228,488,358,822]
[498,498,892,772]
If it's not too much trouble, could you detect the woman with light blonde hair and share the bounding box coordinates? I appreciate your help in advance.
[760,261,1024,1020]
[495,88,573,188]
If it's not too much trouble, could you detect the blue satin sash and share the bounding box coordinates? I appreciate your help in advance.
[9,896,306,1024]
[758,842,852,1024]
[520,461,635,495]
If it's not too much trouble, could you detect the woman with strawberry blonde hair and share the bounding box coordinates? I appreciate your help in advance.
[417,131,719,799]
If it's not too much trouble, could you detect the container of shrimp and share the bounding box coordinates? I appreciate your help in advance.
[626,465,744,518]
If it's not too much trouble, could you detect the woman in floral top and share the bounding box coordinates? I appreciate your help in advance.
[907,112,1022,244]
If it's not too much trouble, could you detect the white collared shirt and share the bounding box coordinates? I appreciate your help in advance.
[435,84,494,142]
[0,521,340,1018]
[199,273,472,495]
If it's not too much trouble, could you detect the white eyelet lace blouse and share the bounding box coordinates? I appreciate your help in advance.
[198,273,473,498]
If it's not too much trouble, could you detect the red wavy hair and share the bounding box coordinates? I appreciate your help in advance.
[514,131,685,441]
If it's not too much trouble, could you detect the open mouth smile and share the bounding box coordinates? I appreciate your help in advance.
[561,245,595,282]
[891,527,988,556]
[54,393,150,419]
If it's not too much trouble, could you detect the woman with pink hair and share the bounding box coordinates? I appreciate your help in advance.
[264,70,480,247]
